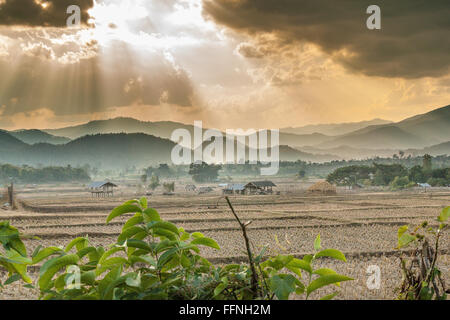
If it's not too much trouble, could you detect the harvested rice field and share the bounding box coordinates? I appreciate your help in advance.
[1,187,449,300]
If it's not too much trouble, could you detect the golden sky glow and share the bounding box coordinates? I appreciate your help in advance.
[0,0,449,130]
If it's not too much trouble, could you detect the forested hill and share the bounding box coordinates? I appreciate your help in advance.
[0,132,179,168]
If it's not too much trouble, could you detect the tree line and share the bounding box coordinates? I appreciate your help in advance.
[326,155,450,189]
[0,164,91,184]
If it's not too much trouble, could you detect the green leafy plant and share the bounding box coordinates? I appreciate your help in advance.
[211,197,353,300]
[0,197,352,300]
[0,221,33,288]
[395,206,449,300]
[212,233,353,300]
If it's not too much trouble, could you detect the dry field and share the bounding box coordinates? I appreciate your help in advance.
[1,183,449,300]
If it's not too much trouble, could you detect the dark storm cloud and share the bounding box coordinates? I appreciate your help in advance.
[0,0,94,27]
[203,0,450,78]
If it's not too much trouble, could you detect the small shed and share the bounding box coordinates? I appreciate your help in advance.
[244,181,277,195]
[307,181,336,195]
[185,184,197,192]
[198,186,214,194]
[88,181,117,198]
[222,183,246,195]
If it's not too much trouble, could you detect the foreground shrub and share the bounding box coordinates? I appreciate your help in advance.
[395,206,449,300]
[1,197,352,300]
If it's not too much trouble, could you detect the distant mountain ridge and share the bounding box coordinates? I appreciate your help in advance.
[43,118,334,149]
[1,104,449,165]
[0,131,338,168]
[9,129,71,145]
[281,119,393,136]
[317,125,432,149]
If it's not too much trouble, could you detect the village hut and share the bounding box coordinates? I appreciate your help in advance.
[244,181,277,195]
[185,184,197,192]
[88,181,118,198]
[307,181,336,195]
[198,186,214,194]
[222,183,246,195]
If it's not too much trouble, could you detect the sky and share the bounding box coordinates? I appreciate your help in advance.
[0,0,449,130]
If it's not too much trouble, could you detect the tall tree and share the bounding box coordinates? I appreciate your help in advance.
[188,162,222,183]
[423,154,432,173]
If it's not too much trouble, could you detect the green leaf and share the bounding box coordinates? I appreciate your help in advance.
[320,292,339,300]
[101,257,128,268]
[142,208,161,222]
[438,207,449,223]
[191,237,220,250]
[0,223,27,257]
[398,233,417,248]
[398,225,409,239]
[76,246,97,260]
[65,237,88,253]
[148,221,179,235]
[254,245,268,264]
[397,225,418,248]
[287,258,312,274]
[153,228,177,241]
[31,245,43,258]
[157,247,178,268]
[191,232,204,239]
[80,271,96,285]
[180,232,190,241]
[213,277,228,297]
[117,226,146,243]
[122,214,143,231]
[125,239,152,252]
[125,272,141,288]
[214,282,226,297]
[139,197,148,209]
[3,250,32,283]
[32,247,64,264]
[314,234,321,251]
[303,254,313,264]
[315,249,347,262]
[98,265,122,299]
[106,204,142,223]
[270,274,297,300]
[313,268,338,276]
[307,274,353,296]
[4,274,21,285]
[98,247,124,265]
[38,254,79,290]
[313,268,341,286]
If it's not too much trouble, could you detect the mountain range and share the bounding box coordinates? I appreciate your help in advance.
[281,118,393,136]
[0,104,448,166]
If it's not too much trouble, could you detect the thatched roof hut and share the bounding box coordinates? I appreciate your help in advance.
[307,181,336,195]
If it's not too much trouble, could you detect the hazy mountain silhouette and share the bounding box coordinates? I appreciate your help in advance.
[394,105,450,143]
[278,132,332,147]
[44,118,194,140]
[299,145,398,160]
[0,132,180,168]
[281,119,392,136]
[317,125,430,149]
[406,141,450,157]
[44,117,334,149]
[9,129,71,145]
[1,104,448,166]
[194,136,338,163]
[0,130,28,150]
[0,130,339,167]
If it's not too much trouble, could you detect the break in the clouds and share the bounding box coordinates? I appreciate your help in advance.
[0,0,94,27]
[0,31,195,118]
[203,0,450,79]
